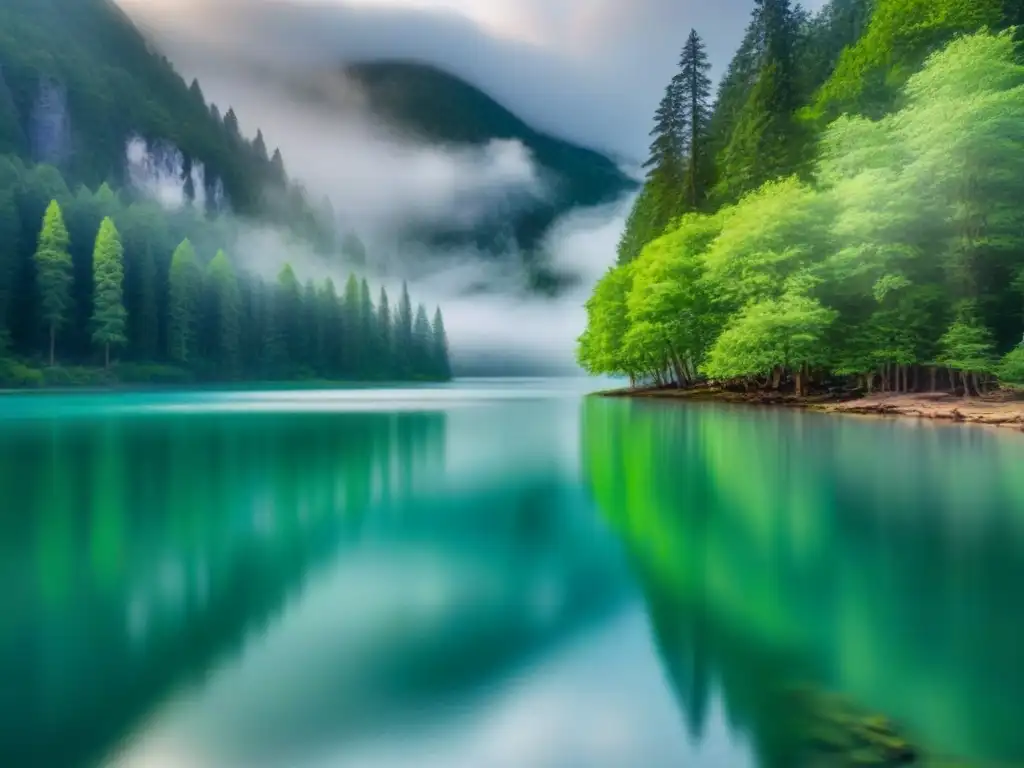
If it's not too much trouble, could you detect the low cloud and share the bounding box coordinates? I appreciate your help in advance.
[116,0,639,374]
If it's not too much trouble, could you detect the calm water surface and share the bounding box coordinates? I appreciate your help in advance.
[2,380,1023,767]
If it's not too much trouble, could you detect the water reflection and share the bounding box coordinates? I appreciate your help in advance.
[582,398,1024,765]
[0,386,642,768]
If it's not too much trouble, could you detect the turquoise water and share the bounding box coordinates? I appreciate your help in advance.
[2,381,1023,767]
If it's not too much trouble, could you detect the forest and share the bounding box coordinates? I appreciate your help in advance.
[578,0,1024,396]
[0,0,452,386]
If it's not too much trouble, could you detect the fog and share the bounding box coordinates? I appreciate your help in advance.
[116,0,643,374]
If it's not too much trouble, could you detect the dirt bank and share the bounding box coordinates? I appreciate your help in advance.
[597,385,1024,431]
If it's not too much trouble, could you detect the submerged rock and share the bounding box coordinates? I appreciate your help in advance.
[787,686,919,766]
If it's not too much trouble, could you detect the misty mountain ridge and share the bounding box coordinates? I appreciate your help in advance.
[337,61,635,282]
[0,0,631,299]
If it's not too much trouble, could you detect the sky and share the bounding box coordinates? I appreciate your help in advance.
[118,0,825,162]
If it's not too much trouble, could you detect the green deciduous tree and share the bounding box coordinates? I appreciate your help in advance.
[702,293,837,395]
[90,217,126,367]
[34,200,72,366]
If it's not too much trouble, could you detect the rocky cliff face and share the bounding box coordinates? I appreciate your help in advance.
[30,77,71,166]
[0,64,25,155]
[125,135,227,212]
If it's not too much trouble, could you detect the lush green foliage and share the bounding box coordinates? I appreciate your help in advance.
[0,178,452,384]
[90,216,126,366]
[0,0,342,245]
[0,0,455,386]
[581,29,1024,394]
[812,0,1004,121]
[34,199,72,365]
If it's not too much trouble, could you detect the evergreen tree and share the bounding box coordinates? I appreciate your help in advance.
[678,30,715,212]
[167,239,202,363]
[206,250,241,377]
[343,273,362,375]
[708,17,762,160]
[252,130,269,163]
[359,278,375,375]
[617,186,662,266]
[715,0,807,203]
[412,303,432,375]
[377,286,392,377]
[223,108,241,140]
[34,200,72,366]
[0,190,18,349]
[270,149,287,183]
[320,278,342,376]
[301,278,317,367]
[395,281,414,375]
[643,81,687,232]
[90,217,126,368]
[431,307,452,380]
[276,264,302,369]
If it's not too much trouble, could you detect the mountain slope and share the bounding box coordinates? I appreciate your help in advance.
[0,0,305,221]
[343,61,635,261]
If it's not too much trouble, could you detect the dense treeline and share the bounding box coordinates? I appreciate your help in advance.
[0,158,451,385]
[0,0,454,386]
[581,0,1024,395]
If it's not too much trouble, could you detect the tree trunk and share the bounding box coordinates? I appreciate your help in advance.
[771,366,782,390]
[929,366,937,393]
[49,324,55,367]
[795,367,805,398]
[866,373,874,394]
[670,349,687,388]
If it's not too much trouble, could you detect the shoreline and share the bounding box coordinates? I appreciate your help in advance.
[595,385,1024,432]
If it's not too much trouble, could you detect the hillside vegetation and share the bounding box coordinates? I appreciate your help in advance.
[579,0,1024,396]
[0,0,450,385]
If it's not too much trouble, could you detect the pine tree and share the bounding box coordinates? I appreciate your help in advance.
[276,264,302,369]
[359,278,375,374]
[431,306,452,381]
[377,286,392,377]
[223,108,241,139]
[343,273,362,375]
[90,217,126,368]
[715,0,807,203]
[301,278,317,368]
[320,278,342,376]
[252,129,269,163]
[643,82,687,231]
[188,78,205,105]
[270,149,287,183]
[34,200,73,366]
[133,243,158,361]
[412,303,432,376]
[168,239,202,363]
[678,30,715,212]
[0,190,18,351]
[206,250,241,376]
[395,280,413,375]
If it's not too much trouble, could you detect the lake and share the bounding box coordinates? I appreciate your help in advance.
[2,380,1023,767]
